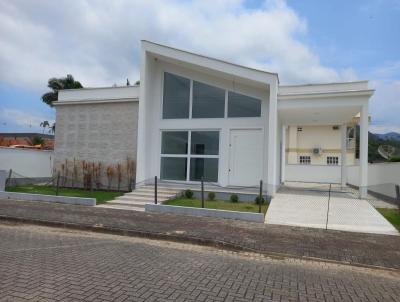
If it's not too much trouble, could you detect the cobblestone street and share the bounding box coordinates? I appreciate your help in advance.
[0,222,399,302]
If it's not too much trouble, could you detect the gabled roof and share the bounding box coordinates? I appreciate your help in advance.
[142,40,279,85]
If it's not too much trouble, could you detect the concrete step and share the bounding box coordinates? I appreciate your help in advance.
[123,191,177,199]
[97,204,145,212]
[135,186,183,194]
[107,199,148,207]
[115,195,155,202]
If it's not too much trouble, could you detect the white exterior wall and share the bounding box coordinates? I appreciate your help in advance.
[286,125,356,165]
[139,59,271,187]
[58,86,139,102]
[285,164,341,183]
[0,147,53,177]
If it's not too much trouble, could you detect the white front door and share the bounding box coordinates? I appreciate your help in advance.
[229,129,263,186]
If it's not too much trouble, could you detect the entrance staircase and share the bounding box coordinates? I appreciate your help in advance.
[97,184,183,212]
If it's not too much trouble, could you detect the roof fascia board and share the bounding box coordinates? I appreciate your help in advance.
[278,97,368,110]
[142,41,278,85]
[54,98,138,106]
[278,89,375,100]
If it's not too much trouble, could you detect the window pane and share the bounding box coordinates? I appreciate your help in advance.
[162,72,190,119]
[192,81,225,118]
[228,91,261,117]
[190,158,218,182]
[191,131,219,155]
[161,157,187,181]
[161,131,188,154]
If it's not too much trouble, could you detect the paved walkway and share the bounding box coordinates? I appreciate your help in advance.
[266,186,398,235]
[0,198,399,270]
[1,223,400,302]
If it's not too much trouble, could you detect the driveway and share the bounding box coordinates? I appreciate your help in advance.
[266,184,399,235]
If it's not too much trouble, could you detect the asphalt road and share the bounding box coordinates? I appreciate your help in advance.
[0,222,399,302]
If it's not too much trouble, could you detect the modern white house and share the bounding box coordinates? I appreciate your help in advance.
[54,40,374,197]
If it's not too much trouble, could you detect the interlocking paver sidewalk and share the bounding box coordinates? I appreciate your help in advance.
[0,198,399,270]
[1,224,399,302]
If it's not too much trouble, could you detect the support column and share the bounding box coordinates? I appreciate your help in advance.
[341,124,347,187]
[281,125,286,184]
[267,81,278,195]
[359,103,369,198]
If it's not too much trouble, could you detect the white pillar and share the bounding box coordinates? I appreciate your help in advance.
[267,81,278,195]
[341,124,347,187]
[359,103,369,198]
[281,125,286,184]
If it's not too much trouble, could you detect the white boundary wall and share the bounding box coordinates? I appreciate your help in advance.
[285,164,341,184]
[0,147,54,178]
[347,163,400,199]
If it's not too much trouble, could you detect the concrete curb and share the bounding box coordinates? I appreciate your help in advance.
[146,204,265,222]
[0,192,96,206]
[0,214,398,273]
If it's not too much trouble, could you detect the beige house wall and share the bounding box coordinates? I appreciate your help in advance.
[286,125,356,165]
[54,100,139,188]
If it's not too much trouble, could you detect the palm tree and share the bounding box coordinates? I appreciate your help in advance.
[41,74,83,107]
[40,120,50,133]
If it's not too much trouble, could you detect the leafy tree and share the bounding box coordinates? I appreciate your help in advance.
[41,74,83,107]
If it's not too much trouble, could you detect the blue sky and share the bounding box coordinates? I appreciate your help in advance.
[0,0,399,134]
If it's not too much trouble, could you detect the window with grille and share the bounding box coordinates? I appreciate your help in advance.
[297,127,302,132]
[327,156,339,165]
[299,156,311,165]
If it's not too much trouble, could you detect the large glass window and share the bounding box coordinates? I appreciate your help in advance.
[161,131,188,154]
[228,91,261,117]
[192,81,225,118]
[161,158,187,181]
[162,72,190,119]
[190,158,218,182]
[191,131,219,155]
[160,131,219,182]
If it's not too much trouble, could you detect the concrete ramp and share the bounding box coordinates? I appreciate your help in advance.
[266,188,398,235]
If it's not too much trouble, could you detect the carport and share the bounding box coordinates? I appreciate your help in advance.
[265,183,398,235]
[277,81,373,198]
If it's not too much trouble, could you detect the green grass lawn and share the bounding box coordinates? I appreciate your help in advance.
[6,185,123,204]
[164,197,268,214]
[377,208,400,231]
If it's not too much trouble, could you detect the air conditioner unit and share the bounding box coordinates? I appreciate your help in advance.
[312,147,322,156]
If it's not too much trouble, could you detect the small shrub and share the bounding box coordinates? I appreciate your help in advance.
[389,156,400,162]
[254,196,265,205]
[207,192,216,201]
[230,194,239,203]
[185,189,194,199]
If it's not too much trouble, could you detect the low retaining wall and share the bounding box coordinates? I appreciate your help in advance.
[0,191,96,206]
[145,204,264,222]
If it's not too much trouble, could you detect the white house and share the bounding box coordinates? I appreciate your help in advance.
[54,41,374,197]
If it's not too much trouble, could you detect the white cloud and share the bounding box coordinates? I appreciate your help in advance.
[1,0,398,134]
[0,0,353,91]
[369,80,400,133]
[0,108,54,132]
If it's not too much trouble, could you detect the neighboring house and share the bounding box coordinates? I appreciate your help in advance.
[0,133,54,150]
[54,41,374,197]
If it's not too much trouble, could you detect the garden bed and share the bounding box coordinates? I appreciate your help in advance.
[164,197,268,214]
[5,185,123,204]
